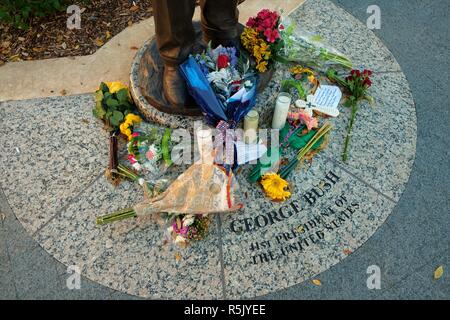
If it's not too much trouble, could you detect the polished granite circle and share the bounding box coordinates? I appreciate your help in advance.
[0,0,416,298]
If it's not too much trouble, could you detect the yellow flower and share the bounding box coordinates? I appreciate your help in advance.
[256,60,268,73]
[259,41,271,60]
[290,65,314,75]
[124,113,141,124]
[119,122,132,138]
[260,173,291,201]
[104,81,128,94]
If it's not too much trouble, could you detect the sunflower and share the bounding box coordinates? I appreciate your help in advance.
[260,173,291,201]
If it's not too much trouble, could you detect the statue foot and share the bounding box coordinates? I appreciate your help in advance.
[163,65,194,111]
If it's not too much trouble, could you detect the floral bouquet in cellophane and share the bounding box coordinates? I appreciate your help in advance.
[180,43,258,129]
[278,16,352,72]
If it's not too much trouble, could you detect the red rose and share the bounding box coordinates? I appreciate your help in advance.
[217,54,229,69]
[363,78,372,87]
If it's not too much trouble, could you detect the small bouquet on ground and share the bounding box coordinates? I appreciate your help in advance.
[180,43,258,128]
[240,9,284,73]
[92,81,140,183]
[249,121,331,202]
[125,123,173,177]
[96,161,243,247]
[165,213,212,247]
[96,164,212,247]
[327,68,374,162]
[279,16,352,72]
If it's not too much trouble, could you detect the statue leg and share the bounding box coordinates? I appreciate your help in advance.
[200,0,239,47]
[153,0,196,109]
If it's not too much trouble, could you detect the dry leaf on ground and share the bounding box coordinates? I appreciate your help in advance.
[434,266,444,279]
[94,38,104,47]
[312,279,322,286]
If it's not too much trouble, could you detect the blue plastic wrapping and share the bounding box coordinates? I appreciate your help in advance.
[180,56,258,128]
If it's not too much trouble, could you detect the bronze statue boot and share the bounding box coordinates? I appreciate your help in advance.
[162,65,188,107]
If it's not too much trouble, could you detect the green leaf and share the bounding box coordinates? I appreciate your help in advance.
[162,128,173,166]
[92,100,106,119]
[281,79,306,99]
[100,82,109,93]
[106,98,119,108]
[115,88,129,103]
[109,111,123,126]
[94,90,103,102]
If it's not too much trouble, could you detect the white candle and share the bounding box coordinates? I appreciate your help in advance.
[196,129,214,164]
[272,92,292,130]
[244,110,259,144]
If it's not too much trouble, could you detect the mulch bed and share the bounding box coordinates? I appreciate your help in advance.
[0,0,246,65]
[0,0,154,65]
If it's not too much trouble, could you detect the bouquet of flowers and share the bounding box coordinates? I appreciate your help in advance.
[279,16,352,72]
[96,164,213,247]
[165,213,211,247]
[240,9,284,73]
[125,123,173,176]
[92,81,140,183]
[180,43,258,128]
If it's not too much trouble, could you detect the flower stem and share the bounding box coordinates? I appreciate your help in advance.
[96,208,137,225]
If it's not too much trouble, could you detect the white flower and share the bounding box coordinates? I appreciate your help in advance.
[175,235,187,244]
[183,215,195,226]
[132,162,142,171]
[207,68,230,84]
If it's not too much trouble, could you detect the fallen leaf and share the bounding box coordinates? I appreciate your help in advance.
[130,46,138,50]
[128,20,133,27]
[18,37,25,41]
[8,54,21,62]
[0,213,6,221]
[343,249,352,255]
[94,38,104,47]
[21,52,29,57]
[32,47,44,53]
[312,279,322,286]
[81,118,89,124]
[0,60,5,66]
[175,252,182,262]
[297,226,305,233]
[61,42,67,49]
[60,89,67,96]
[130,5,139,12]
[105,31,111,39]
[434,266,444,280]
